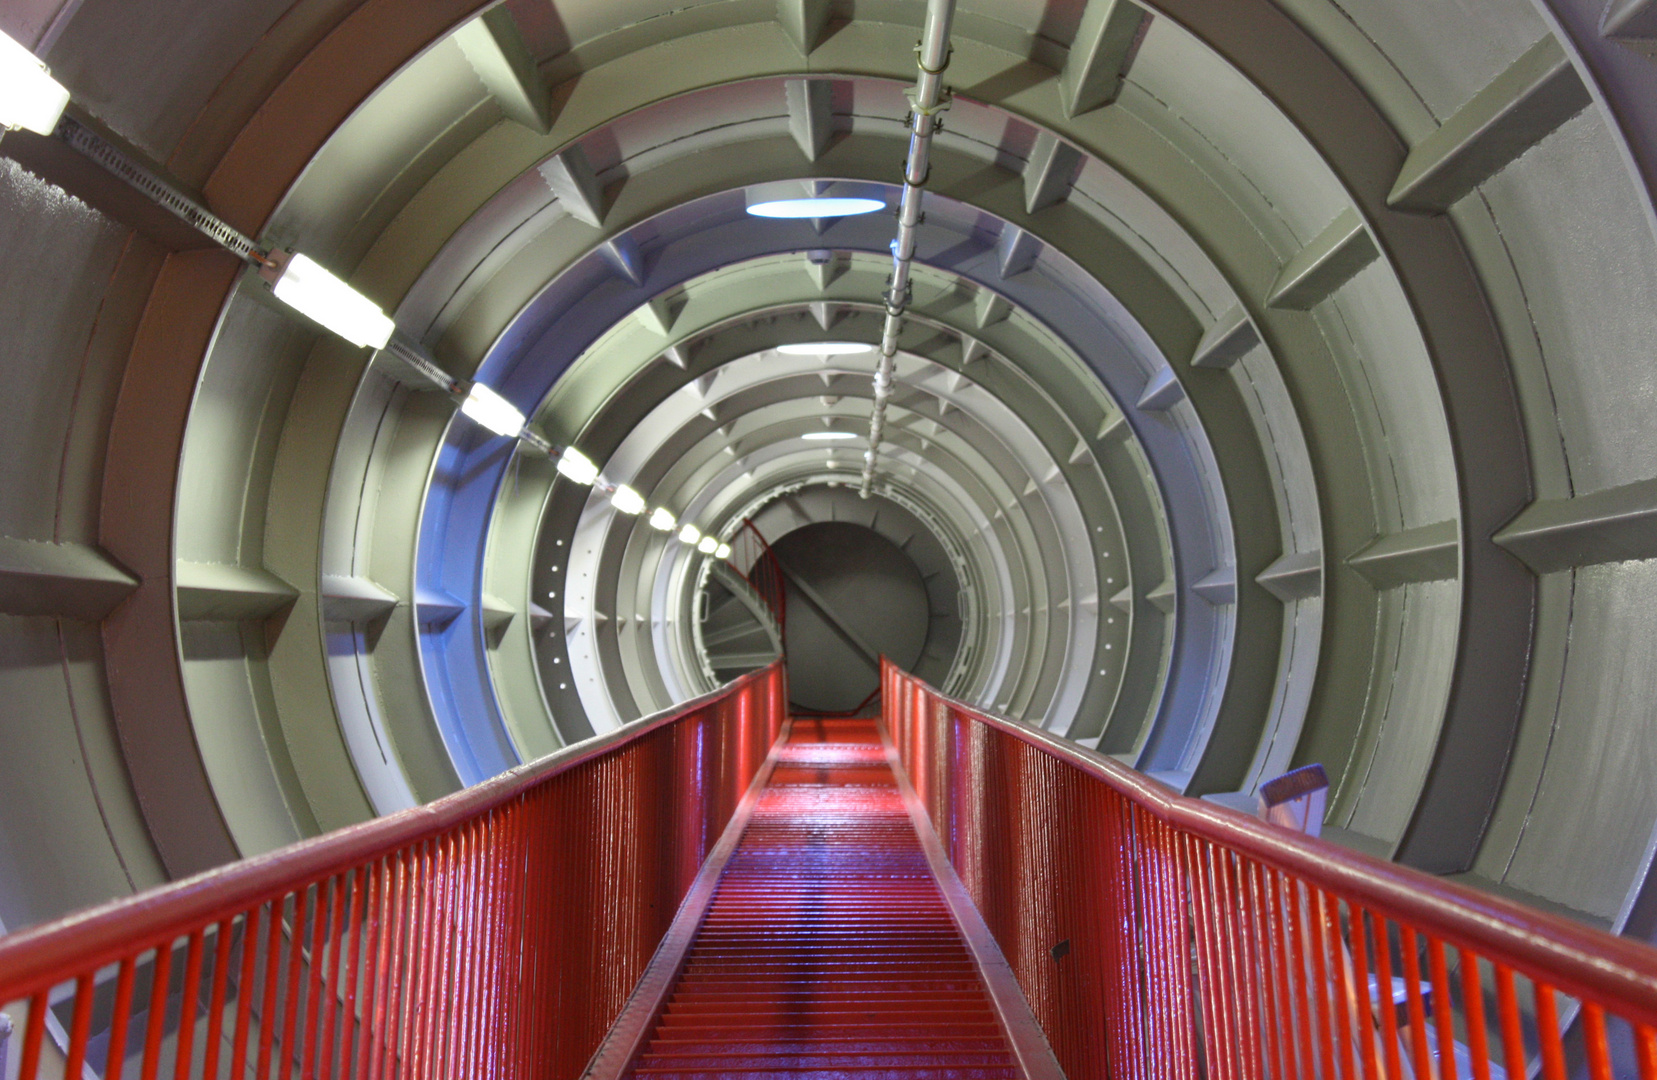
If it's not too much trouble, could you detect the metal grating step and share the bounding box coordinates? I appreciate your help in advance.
[623,718,1026,1079]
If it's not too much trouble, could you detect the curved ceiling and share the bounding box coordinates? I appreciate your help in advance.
[2,0,1657,949]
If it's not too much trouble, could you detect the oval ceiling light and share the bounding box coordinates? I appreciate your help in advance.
[777,342,873,356]
[610,485,646,516]
[746,197,885,219]
[0,29,70,136]
[802,431,858,441]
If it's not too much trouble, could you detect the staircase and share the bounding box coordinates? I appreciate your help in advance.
[698,560,784,683]
[625,717,1028,1079]
[6,660,1657,1080]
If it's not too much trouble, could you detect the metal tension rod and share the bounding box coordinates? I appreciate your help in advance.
[860,0,957,499]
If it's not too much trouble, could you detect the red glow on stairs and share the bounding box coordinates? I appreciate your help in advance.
[625,717,1025,1079]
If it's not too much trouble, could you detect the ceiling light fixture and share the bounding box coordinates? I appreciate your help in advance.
[0,30,70,136]
[802,431,858,441]
[678,524,702,546]
[746,197,884,219]
[649,507,677,532]
[715,543,732,560]
[777,342,873,356]
[697,536,719,555]
[265,252,396,349]
[458,383,526,438]
[610,485,647,515]
[556,447,600,486]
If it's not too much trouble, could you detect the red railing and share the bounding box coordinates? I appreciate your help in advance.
[0,662,786,1080]
[884,659,1657,1080]
[727,518,785,639]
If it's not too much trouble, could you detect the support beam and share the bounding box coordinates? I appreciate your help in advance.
[320,575,400,623]
[481,593,517,633]
[636,294,682,336]
[1190,305,1261,370]
[1192,567,1237,606]
[176,561,299,621]
[1024,132,1084,213]
[1603,0,1657,38]
[786,79,834,161]
[1059,0,1150,117]
[417,586,466,629]
[777,0,832,54]
[996,224,1041,279]
[1146,578,1176,614]
[1346,520,1459,588]
[1494,478,1657,573]
[1135,366,1185,411]
[0,536,138,621]
[804,250,842,291]
[974,289,1012,328]
[600,235,646,287]
[453,7,555,135]
[1388,36,1590,213]
[1255,550,1322,602]
[1265,208,1380,310]
[538,145,606,227]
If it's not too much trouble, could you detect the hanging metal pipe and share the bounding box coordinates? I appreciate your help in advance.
[860,0,956,498]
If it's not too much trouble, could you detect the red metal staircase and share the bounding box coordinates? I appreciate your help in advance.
[6,659,1657,1080]
[625,717,1027,1079]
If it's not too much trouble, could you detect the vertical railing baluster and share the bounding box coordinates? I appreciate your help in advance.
[64,973,95,1079]
[301,878,332,1080]
[1535,982,1567,1080]
[1634,1022,1657,1079]
[1323,892,1357,1080]
[17,990,46,1080]
[109,954,139,1080]
[1494,963,1526,1080]
[140,939,174,1080]
[1373,918,1404,1080]
[174,929,205,1080]
[1460,949,1491,1080]
[1305,886,1338,1080]
[1427,936,1458,1080]
[1265,871,1301,1080]
[338,866,368,1080]
[277,889,310,1080]
[1582,1003,1613,1080]
[1285,875,1319,1080]
[202,917,235,1080]
[1399,928,1434,1080]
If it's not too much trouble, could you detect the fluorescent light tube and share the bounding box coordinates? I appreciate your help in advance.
[777,342,872,356]
[802,431,857,440]
[697,536,719,554]
[611,485,646,515]
[678,524,702,546]
[715,543,732,560]
[556,447,600,486]
[649,507,677,532]
[270,253,396,349]
[459,383,526,438]
[747,197,884,219]
[0,31,69,136]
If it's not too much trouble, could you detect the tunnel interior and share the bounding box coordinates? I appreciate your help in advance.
[0,0,1656,968]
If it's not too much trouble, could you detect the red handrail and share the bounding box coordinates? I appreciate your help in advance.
[0,662,787,1080]
[884,659,1657,1080]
